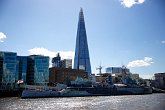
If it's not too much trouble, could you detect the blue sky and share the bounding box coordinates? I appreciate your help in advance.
[0,0,165,79]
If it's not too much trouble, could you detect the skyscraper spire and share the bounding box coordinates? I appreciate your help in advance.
[74,8,92,75]
[80,7,83,12]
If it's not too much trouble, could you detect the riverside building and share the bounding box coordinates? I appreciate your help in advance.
[74,8,91,75]
[0,51,17,89]
[26,55,49,85]
[17,56,28,83]
[0,51,50,89]
[49,67,88,85]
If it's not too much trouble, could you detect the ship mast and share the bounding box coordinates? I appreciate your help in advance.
[96,64,104,75]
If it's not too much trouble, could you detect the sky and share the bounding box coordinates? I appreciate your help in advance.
[0,0,165,79]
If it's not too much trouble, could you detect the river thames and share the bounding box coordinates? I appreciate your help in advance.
[0,94,165,110]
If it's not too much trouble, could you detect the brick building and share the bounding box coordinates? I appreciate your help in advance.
[49,67,88,85]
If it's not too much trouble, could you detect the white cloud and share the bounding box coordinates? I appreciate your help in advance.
[0,32,7,42]
[59,51,75,59]
[161,41,165,44]
[127,57,154,68]
[28,47,56,58]
[119,0,145,8]
[28,47,74,67]
[138,0,145,4]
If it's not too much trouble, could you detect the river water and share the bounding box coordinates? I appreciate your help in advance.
[0,94,165,110]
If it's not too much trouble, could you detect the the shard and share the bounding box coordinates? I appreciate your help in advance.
[74,8,91,75]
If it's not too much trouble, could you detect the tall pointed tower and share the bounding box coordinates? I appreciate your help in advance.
[74,8,91,75]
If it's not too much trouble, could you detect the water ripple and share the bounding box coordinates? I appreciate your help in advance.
[0,94,165,110]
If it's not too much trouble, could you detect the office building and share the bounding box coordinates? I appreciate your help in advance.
[0,56,3,83]
[0,51,17,89]
[74,8,91,75]
[17,56,28,83]
[52,53,72,69]
[26,55,49,85]
[106,67,130,76]
[61,59,72,68]
[0,51,50,88]
[52,53,61,68]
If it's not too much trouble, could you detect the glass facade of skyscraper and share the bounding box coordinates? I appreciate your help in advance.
[74,8,91,75]
[27,55,49,85]
[0,56,3,84]
[17,56,28,83]
[0,51,50,89]
[0,52,17,88]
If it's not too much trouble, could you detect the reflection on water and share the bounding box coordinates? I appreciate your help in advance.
[0,94,165,110]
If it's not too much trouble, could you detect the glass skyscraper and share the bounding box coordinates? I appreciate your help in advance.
[74,8,91,75]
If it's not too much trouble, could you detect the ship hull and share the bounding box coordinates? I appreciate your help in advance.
[21,86,152,98]
[21,90,59,98]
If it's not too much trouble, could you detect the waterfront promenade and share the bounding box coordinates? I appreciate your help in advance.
[0,93,164,110]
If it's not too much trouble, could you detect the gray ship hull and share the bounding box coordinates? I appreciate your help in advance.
[21,86,152,98]
[21,90,59,98]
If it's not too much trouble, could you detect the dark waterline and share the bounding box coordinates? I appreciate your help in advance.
[0,94,165,110]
